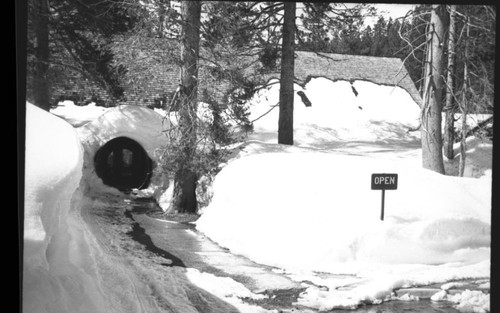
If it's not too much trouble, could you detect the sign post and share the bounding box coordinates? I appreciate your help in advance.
[371,173,398,221]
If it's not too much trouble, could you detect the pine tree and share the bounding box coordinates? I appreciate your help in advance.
[27,0,138,106]
[169,0,202,213]
[278,1,295,145]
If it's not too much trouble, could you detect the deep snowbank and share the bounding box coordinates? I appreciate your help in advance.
[197,79,490,273]
[196,152,490,271]
[23,103,99,313]
[24,103,83,259]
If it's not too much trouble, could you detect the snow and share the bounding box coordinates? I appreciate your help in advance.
[444,113,493,135]
[398,293,420,301]
[24,103,84,256]
[51,100,109,127]
[441,282,470,291]
[25,76,491,313]
[444,136,493,178]
[196,78,492,311]
[76,104,170,198]
[247,78,421,148]
[24,103,92,312]
[444,290,490,313]
[185,268,272,313]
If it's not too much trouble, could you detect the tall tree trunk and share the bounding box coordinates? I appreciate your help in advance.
[170,1,201,213]
[443,5,456,160]
[458,16,470,177]
[157,0,170,38]
[33,0,50,111]
[421,5,445,174]
[278,1,296,145]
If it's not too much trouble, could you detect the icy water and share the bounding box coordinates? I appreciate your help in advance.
[332,300,462,313]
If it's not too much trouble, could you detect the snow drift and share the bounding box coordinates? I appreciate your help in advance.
[196,78,492,311]
[23,103,96,312]
[24,103,83,257]
[196,152,490,270]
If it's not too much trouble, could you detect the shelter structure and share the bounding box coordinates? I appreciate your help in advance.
[276,51,422,106]
[43,49,422,108]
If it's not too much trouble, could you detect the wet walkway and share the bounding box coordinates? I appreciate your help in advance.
[127,198,301,293]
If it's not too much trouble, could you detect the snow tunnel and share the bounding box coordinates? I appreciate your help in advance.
[94,136,153,191]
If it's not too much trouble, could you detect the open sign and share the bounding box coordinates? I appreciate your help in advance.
[371,174,398,190]
[371,173,398,221]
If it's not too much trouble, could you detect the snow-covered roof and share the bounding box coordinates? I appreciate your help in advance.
[45,45,423,109]
[263,51,422,107]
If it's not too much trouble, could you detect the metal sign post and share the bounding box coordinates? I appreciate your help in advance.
[371,173,398,221]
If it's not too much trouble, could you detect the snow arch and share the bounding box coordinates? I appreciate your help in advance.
[77,105,169,193]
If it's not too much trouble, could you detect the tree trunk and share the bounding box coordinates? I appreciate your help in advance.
[33,0,50,111]
[278,2,296,145]
[421,5,445,174]
[170,1,201,213]
[458,16,470,177]
[443,5,456,160]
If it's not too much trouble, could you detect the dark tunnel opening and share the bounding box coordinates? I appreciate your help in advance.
[94,137,153,192]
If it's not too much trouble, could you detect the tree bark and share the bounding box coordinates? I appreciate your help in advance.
[170,1,201,213]
[443,5,456,160]
[32,0,50,111]
[278,2,296,145]
[421,5,445,174]
[458,16,470,177]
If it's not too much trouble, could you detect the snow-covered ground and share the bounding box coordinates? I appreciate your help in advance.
[195,78,492,312]
[24,77,492,313]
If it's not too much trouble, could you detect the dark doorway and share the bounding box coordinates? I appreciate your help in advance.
[94,137,153,191]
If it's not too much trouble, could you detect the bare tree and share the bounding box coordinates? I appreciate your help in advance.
[421,4,446,174]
